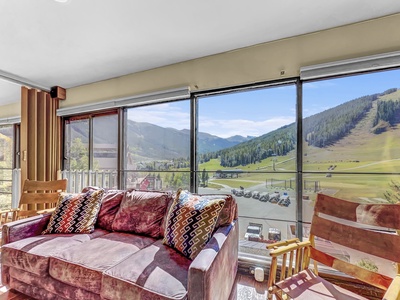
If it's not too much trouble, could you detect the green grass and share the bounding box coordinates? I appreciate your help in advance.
[195,109,400,203]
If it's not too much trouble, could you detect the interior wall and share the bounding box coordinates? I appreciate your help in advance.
[0,102,20,118]
[0,13,399,117]
[63,13,400,109]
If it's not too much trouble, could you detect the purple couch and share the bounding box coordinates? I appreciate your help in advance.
[1,189,238,300]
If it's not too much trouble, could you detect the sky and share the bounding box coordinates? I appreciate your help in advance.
[128,68,400,138]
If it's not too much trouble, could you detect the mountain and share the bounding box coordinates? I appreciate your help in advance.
[215,88,400,168]
[68,87,400,166]
[68,119,250,160]
[226,135,255,143]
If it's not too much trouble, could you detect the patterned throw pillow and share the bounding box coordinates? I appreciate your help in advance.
[42,189,105,234]
[163,190,225,260]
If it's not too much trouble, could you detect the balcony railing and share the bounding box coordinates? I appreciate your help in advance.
[61,169,118,193]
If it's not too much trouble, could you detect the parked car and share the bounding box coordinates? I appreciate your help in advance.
[252,191,260,199]
[234,189,244,197]
[243,190,252,198]
[244,222,263,241]
[269,191,280,203]
[259,192,269,202]
[278,194,291,207]
[268,227,281,242]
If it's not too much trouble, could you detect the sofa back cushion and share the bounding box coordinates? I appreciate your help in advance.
[201,194,238,227]
[112,190,172,238]
[82,187,126,231]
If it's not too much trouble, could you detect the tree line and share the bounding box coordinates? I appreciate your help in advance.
[201,89,399,168]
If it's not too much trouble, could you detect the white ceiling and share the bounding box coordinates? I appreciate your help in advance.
[1,0,400,106]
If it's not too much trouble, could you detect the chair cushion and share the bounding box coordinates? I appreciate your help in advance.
[276,269,369,300]
[111,190,172,238]
[42,189,105,234]
[163,190,225,260]
[49,232,156,294]
[101,240,191,300]
[1,229,108,277]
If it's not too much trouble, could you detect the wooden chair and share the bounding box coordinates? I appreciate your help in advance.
[0,179,67,224]
[267,193,400,300]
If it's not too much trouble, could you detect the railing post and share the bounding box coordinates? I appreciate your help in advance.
[11,168,21,209]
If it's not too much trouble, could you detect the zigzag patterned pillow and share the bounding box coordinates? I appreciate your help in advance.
[42,189,104,234]
[163,190,225,260]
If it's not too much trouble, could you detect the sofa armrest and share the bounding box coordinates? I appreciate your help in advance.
[188,220,238,300]
[1,213,51,246]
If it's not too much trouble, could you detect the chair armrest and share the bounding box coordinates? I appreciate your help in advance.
[269,240,311,257]
[383,275,400,300]
[0,208,19,224]
[36,208,56,215]
[188,220,238,300]
[1,213,51,245]
[266,238,300,250]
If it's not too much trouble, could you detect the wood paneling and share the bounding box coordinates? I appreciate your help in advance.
[20,87,62,209]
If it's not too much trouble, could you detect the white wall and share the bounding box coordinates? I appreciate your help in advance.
[1,13,400,117]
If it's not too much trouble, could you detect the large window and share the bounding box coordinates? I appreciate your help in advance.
[124,101,191,191]
[0,124,15,209]
[64,112,118,191]
[61,66,400,267]
[197,84,297,256]
[302,68,400,277]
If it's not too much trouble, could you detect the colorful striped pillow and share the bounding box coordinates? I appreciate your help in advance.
[42,189,104,234]
[163,190,225,260]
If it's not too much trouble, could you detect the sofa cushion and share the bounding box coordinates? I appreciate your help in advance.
[101,240,191,300]
[112,190,172,238]
[49,232,156,294]
[1,229,108,277]
[208,194,237,227]
[163,190,225,260]
[42,189,105,234]
[82,187,126,231]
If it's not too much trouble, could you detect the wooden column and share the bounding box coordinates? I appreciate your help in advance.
[20,86,65,190]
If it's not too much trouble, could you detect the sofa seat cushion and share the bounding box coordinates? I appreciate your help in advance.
[1,229,108,277]
[50,232,156,294]
[9,267,101,300]
[101,239,191,300]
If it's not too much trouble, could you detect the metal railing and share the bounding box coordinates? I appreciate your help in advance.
[61,169,118,193]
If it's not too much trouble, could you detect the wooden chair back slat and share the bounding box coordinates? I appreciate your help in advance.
[310,248,393,290]
[22,179,67,192]
[315,194,400,229]
[268,193,400,300]
[17,179,67,220]
[310,214,400,262]
[19,193,61,205]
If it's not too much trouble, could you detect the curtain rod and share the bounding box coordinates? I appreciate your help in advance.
[0,69,50,92]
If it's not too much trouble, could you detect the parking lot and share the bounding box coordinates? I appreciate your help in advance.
[199,183,297,242]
